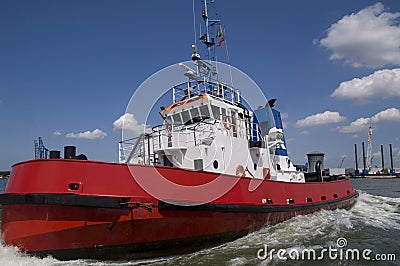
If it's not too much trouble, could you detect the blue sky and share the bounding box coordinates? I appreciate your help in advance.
[1,0,400,170]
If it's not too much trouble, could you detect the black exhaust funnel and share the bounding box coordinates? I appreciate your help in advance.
[49,150,61,159]
[354,144,358,171]
[362,142,366,171]
[390,144,394,172]
[64,146,76,159]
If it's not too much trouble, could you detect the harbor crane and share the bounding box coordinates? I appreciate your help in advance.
[338,155,346,168]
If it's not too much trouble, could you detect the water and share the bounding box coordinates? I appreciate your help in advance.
[0,178,399,265]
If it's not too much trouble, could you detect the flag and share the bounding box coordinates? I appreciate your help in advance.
[217,32,225,46]
[216,25,222,37]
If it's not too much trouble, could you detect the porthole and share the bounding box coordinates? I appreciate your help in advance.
[213,160,219,169]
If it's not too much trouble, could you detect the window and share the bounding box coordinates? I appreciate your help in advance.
[181,110,191,125]
[199,105,210,119]
[172,114,182,125]
[190,108,201,123]
[211,105,220,120]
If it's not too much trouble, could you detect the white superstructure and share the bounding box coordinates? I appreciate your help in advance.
[119,60,304,183]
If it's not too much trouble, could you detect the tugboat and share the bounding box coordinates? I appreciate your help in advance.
[0,0,357,260]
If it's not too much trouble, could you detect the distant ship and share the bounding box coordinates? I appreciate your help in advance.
[0,0,357,260]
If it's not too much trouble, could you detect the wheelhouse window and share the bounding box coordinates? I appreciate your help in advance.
[211,105,220,120]
[172,114,183,125]
[199,105,211,120]
[181,110,191,125]
[190,108,202,123]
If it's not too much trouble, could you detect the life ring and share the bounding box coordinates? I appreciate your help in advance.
[166,124,172,138]
[222,116,232,130]
[235,164,245,177]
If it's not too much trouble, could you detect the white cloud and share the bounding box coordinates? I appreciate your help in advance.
[52,130,62,137]
[65,129,107,140]
[332,68,400,100]
[370,107,400,122]
[337,117,370,133]
[295,111,346,128]
[113,113,147,135]
[338,107,400,133]
[318,3,400,68]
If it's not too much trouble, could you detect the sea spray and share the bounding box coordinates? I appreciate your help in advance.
[0,244,61,266]
[147,192,400,265]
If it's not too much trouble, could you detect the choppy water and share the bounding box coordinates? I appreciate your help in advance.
[0,178,399,265]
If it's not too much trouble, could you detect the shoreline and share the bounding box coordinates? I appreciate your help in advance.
[351,175,399,179]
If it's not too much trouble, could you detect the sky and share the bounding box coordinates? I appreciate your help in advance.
[1,0,400,170]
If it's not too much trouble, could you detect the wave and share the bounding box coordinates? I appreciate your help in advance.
[151,191,400,265]
[0,192,399,265]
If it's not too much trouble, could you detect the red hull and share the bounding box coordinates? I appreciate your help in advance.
[0,159,357,259]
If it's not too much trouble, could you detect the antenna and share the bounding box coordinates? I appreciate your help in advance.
[202,0,212,60]
[198,0,221,61]
[186,0,232,87]
[192,0,197,48]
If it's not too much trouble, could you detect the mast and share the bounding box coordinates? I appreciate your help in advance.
[202,0,212,60]
[200,0,221,62]
[186,0,223,84]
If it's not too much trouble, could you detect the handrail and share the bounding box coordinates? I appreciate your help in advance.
[119,118,264,164]
[126,133,145,163]
[170,81,240,104]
